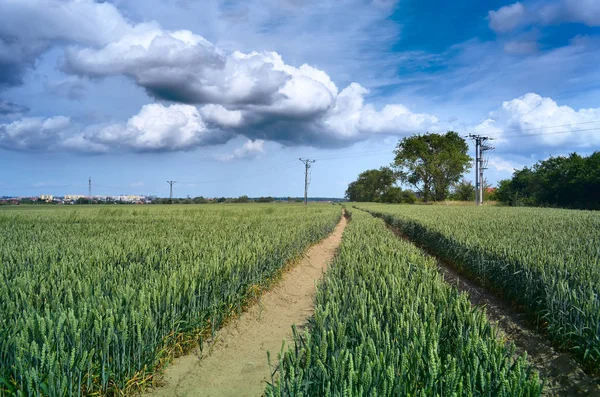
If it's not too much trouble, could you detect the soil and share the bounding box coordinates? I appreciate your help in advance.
[146,212,347,397]
[382,220,600,397]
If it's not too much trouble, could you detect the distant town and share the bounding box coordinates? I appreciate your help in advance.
[0,195,347,205]
[0,194,151,205]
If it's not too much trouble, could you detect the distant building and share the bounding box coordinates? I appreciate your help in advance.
[117,195,144,202]
[40,194,53,201]
[64,194,84,200]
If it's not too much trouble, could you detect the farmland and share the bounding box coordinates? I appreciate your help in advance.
[268,209,542,396]
[356,203,600,373]
[0,204,340,396]
[2,202,599,396]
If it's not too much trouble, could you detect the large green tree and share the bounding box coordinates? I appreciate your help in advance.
[392,131,471,201]
[345,167,397,202]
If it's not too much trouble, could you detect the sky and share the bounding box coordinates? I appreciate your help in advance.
[0,0,599,198]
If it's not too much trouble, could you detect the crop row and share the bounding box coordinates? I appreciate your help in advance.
[267,209,542,396]
[0,204,341,396]
[357,203,600,373]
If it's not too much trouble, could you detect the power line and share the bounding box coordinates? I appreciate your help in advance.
[468,135,495,206]
[313,148,394,161]
[484,120,600,136]
[167,181,176,203]
[463,125,600,141]
[499,126,600,139]
[298,158,316,206]
[1,184,86,191]
[177,160,299,185]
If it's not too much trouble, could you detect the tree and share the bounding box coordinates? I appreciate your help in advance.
[235,195,250,203]
[392,131,471,202]
[255,196,275,203]
[345,167,397,202]
[451,179,476,201]
[380,187,417,204]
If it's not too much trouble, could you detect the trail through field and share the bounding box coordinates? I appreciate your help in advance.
[378,217,600,397]
[147,211,347,397]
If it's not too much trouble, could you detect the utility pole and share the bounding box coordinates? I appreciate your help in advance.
[167,181,177,203]
[299,158,316,206]
[88,176,92,204]
[468,135,495,205]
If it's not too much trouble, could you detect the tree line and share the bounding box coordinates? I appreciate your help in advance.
[495,152,600,210]
[346,131,598,210]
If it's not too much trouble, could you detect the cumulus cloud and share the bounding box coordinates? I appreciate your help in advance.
[0,103,231,153]
[323,83,439,138]
[61,21,439,147]
[0,0,131,88]
[63,28,337,113]
[0,0,440,150]
[0,99,29,114]
[488,3,527,33]
[472,93,600,149]
[0,116,71,151]
[57,10,440,146]
[74,103,232,152]
[200,104,244,128]
[218,139,265,161]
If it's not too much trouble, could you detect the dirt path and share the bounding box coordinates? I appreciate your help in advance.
[379,219,600,397]
[147,212,347,397]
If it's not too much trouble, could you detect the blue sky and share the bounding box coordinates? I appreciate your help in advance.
[1,0,599,198]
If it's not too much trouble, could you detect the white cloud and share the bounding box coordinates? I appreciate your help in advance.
[488,157,522,173]
[218,139,265,161]
[472,93,600,149]
[322,83,439,139]
[0,0,131,87]
[0,0,441,149]
[488,3,527,33]
[488,0,600,34]
[564,0,600,26]
[0,86,441,152]
[57,9,440,146]
[0,104,231,153]
[540,0,600,26]
[200,104,244,128]
[76,103,229,152]
[0,116,71,151]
